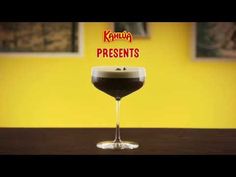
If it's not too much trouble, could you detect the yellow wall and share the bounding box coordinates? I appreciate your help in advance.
[0,22,236,128]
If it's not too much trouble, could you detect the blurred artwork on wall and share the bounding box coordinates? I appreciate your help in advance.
[113,22,148,38]
[195,22,236,59]
[0,22,79,53]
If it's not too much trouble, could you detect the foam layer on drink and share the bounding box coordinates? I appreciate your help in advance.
[92,66,146,78]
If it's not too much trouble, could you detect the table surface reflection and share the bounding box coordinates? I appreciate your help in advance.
[0,128,236,155]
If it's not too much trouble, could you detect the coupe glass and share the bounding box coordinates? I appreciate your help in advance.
[91,66,146,149]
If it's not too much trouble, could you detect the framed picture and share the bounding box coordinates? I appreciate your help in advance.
[194,22,236,59]
[0,22,83,56]
[113,22,149,38]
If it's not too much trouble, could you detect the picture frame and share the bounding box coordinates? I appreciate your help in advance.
[113,22,149,38]
[193,22,236,60]
[0,22,84,57]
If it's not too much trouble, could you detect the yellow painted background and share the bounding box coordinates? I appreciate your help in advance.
[0,22,236,128]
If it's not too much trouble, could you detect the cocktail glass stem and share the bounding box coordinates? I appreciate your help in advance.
[114,98,122,143]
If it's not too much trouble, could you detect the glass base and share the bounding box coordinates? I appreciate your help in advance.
[96,141,139,150]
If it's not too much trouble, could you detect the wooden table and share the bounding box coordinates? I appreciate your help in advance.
[0,128,236,155]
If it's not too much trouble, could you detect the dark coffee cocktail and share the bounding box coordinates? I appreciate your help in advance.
[92,67,145,100]
[92,77,144,100]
